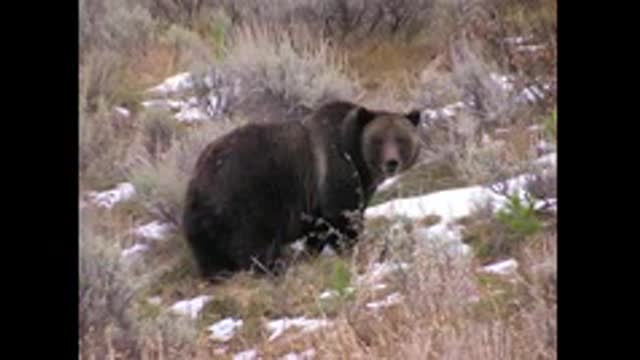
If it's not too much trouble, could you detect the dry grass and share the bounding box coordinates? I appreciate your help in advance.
[80,197,556,359]
[346,41,436,108]
[79,103,141,191]
[129,117,244,226]
[219,0,440,43]
[182,214,555,360]
[119,42,183,94]
[79,0,156,59]
[79,49,129,112]
[296,231,556,360]
[370,158,469,207]
[220,23,362,122]
[79,210,145,360]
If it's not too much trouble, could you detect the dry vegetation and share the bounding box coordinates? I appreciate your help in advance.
[79,0,556,358]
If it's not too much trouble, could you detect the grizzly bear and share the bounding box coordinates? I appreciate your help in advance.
[182,101,421,278]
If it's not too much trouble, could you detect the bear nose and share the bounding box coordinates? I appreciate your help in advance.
[385,160,399,174]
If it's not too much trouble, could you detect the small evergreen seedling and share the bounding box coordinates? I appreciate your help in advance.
[496,194,543,242]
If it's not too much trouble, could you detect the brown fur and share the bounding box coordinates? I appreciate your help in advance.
[182,101,421,278]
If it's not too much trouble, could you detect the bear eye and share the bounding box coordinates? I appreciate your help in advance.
[395,136,408,145]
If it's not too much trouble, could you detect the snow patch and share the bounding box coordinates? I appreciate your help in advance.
[142,72,226,123]
[503,36,533,45]
[413,222,472,258]
[319,290,339,300]
[365,184,492,221]
[205,94,221,116]
[114,106,130,118]
[517,85,546,103]
[441,101,466,116]
[534,152,556,168]
[539,198,557,212]
[290,239,306,253]
[175,106,209,123]
[121,243,149,259]
[366,292,403,310]
[422,101,467,121]
[365,169,551,222]
[147,296,162,306]
[480,259,519,276]
[141,99,183,111]
[280,348,316,360]
[233,349,258,360]
[319,287,354,300]
[536,140,556,155]
[516,44,547,53]
[146,72,194,95]
[208,317,244,342]
[366,155,556,261]
[266,317,331,342]
[87,183,135,209]
[377,175,401,192]
[170,295,213,319]
[142,96,217,123]
[133,221,173,241]
[320,245,337,257]
[488,73,549,103]
[490,73,515,92]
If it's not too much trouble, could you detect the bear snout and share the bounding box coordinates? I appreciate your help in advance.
[384,159,399,175]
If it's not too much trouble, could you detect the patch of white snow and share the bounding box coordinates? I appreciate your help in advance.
[266,317,331,342]
[377,176,401,192]
[366,292,403,310]
[146,72,193,95]
[170,295,213,319]
[121,243,149,259]
[480,259,519,276]
[175,106,209,123]
[87,183,136,209]
[279,348,316,360]
[233,349,258,360]
[133,221,173,241]
[114,106,130,118]
[208,317,244,342]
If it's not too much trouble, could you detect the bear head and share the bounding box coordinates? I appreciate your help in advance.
[342,106,422,182]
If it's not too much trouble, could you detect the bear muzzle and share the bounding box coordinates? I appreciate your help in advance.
[384,159,400,176]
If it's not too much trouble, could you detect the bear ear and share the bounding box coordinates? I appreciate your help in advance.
[406,110,422,127]
[345,105,376,127]
[341,105,376,145]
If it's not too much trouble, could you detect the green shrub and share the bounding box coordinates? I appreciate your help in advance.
[461,195,543,263]
[496,194,543,242]
[329,260,352,296]
[544,109,557,141]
